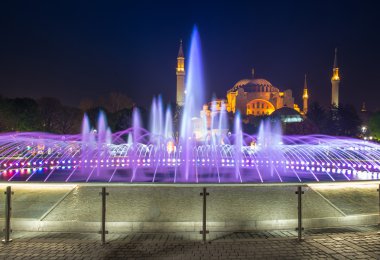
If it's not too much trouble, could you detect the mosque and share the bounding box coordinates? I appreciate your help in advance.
[225,72,305,116]
[175,41,340,125]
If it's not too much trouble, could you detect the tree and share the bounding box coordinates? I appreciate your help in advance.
[79,98,94,111]
[0,98,41,132]
[338,104,361,136]
[110,108,133,132]
[307,102,326,133]
[55,106,82,134]
[324,108,340,135]
[86,107,109,130]
[369,112,380,140]
[283,119,319,135]
[80,92,134,113]
[304,102,362,136]
[37,97,63,132]
[103,92,134,113]
[36,98,83,134]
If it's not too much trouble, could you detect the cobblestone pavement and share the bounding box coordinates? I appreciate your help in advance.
[1,227,380,259]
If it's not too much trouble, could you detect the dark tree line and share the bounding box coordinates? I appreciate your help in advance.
[0,96,83,134]
[233,102,362,137]
[0,94,369,138]
[0,93,139,134]
[240,102,363,136]
[306,102,362,136]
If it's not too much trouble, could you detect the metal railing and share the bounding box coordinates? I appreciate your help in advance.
[1,182,380,244]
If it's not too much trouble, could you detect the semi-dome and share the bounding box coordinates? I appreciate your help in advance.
[230,78,278,93]
[270,107,303,123]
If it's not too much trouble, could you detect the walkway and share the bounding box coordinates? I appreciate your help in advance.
[1,227,380,259]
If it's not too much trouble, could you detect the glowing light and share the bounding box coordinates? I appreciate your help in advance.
[166,141,175,154]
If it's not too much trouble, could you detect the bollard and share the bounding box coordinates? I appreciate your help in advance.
[200,187,209,242]
[99,187,109,245]
[295,186,304,242]
[2,186,13,243]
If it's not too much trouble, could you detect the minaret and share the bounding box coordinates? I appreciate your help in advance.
[176,40,185,106]
[331,48,340,108]
[302,74,309,114]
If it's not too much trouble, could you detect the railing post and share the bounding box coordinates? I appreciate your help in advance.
[377,184,380,227]
[2,186,13,244]
[295,185,304,242]
[200,187,209,242]
[99,187,109,245]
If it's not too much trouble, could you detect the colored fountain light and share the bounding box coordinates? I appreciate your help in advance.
[1,26,380,183]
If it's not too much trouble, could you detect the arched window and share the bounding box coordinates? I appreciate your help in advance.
[246,99,275,116]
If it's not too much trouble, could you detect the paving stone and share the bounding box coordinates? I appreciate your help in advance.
[0,228,380,259]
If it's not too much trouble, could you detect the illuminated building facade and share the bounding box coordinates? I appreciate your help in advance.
[224,70,303,116]
[175,44,312,130]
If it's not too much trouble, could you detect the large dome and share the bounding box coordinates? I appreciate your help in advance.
[230,78,278,93]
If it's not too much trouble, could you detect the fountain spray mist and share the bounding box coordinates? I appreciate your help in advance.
[180,25,205,139]
[179,25,205,181]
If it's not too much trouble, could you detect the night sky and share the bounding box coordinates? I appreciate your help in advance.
[1,1,379,110]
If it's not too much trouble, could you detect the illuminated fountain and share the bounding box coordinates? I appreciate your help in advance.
[1,27,380,183]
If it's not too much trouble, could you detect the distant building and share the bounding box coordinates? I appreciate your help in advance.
[176,40,185,106]
[224,70,305,116]
[175,43,345,122]
[302,74,309,115]
[175,41,311,120]
[331,48,340,107]
[198,68,308,122]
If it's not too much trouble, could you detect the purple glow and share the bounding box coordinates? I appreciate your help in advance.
[1,130,380,183]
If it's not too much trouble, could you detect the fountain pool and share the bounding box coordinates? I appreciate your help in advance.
[1,26,380,184]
